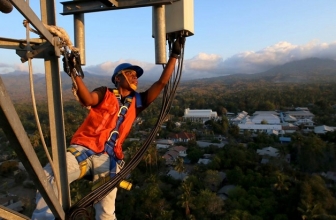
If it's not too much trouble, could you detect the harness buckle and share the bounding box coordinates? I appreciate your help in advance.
[118,160,125,169]
[108,130,119,140]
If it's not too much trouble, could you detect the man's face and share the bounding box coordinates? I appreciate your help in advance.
[116,69,138,90]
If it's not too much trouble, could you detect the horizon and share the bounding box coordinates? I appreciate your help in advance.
[1,1,336,80]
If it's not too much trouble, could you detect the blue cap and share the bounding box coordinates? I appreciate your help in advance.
[111,63,144,85]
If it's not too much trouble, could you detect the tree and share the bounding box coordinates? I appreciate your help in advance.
[204,170,222,192]
[177,182,195,217]
[174,157,185,179]
[193,189,225,219]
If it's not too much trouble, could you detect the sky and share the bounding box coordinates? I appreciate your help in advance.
[1,0,336,81]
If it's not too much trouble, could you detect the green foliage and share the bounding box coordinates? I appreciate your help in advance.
[0,160,18,177]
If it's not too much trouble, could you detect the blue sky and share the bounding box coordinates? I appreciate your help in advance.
[1,1,336,81]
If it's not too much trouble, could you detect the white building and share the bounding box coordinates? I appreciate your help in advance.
[250,113,280,124]
[294,118,314,127]
[314,125,336,134]
[284,111,314,120]
[183,108,218,123]
[155,139,174,149]
[230,111,249,124]
[238,124,283,135]
[257,146,279,157]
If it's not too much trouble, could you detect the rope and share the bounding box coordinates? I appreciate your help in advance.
[24,3,62,202]
[23,20,81,102]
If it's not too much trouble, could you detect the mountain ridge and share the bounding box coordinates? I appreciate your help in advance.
[2,57,336,102]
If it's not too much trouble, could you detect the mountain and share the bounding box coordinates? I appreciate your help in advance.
[2,57,336,103]
[187,57,336,85]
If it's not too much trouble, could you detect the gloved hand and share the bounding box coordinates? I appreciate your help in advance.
[171,37,185,58]
[62,53,74,77]
[62,51,84,78]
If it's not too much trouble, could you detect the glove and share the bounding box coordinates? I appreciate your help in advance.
[170,37,185,58]
[62,53,73,76]
[62,51,84,78]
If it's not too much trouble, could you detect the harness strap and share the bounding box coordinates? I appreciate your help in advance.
[104,89,134,178]
[68,89,141,180]
[67,147,96,179]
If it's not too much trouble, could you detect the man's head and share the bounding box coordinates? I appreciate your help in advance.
[111,63,143,90]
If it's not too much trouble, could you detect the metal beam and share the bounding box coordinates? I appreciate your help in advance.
[0,77,65,220]
[40,0,71,211]
[0,37,43,50]
[61,0,179,15]
[9,0,54,45]
[0,205,30,220]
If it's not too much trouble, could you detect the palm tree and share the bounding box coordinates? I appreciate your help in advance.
[143,144,158,173]
[273,172,290,191]
[174,157,185,179]
[297,200,324,220]
[177,182,194,217]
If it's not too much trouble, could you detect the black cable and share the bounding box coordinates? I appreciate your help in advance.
[66,36,185,219]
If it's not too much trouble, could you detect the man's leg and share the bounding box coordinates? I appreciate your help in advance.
[91,154,119,220]
[31,151,82,220]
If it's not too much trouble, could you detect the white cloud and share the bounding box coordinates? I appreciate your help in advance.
[0,62,29,74]
[4,40,329,80]
[88,40,336,80]
[219,40,336,75]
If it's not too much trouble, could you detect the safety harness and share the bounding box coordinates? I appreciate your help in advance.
[67,89,142,180]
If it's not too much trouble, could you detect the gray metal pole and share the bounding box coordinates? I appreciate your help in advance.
[74,0,86,65]
[152,5,166,64]
[40,0,71,211]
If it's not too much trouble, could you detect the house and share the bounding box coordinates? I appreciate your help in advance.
[322,171,336,182]
[0,194,23,212]
[285,110,314,120]
[196,141,225,148]
[197,158,211,165]
[281,124,299,134]
[183,108,218,123]
[295,107,309,111]
[314,125,336,134]
[170,146,187,157]
[238,124,283,135]
[168,132,195,143]
[217,185,236,200]
[251,112,280,124]
[294,118,314,127]
[257,146,279,157]
[230,111,249,124]
[279,137,291,143]
[155,139,174,149]
[162,146,187,165]
[162,150,179,165]
[167,169,188,181]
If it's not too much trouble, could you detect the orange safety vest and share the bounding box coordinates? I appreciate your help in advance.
[70,89,137,160]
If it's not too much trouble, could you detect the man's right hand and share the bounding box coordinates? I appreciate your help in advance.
[62,52,74,77]
[62,51,84,78]
[171,37,185,58]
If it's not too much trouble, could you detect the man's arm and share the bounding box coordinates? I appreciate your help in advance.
[144,37,184,105]
[74,77,100,107]
[145,57,177,105]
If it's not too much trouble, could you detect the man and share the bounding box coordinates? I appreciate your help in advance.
[31,37,183,219]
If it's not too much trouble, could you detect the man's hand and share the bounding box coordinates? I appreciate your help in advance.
[62,51,84,78]
[171,37,185,58]
[62,53,73,77]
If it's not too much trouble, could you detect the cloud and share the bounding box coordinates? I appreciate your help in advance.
[85,40,336,80]
[1,40,326,79]
[0,62,29,74]
[223,40,336,74]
